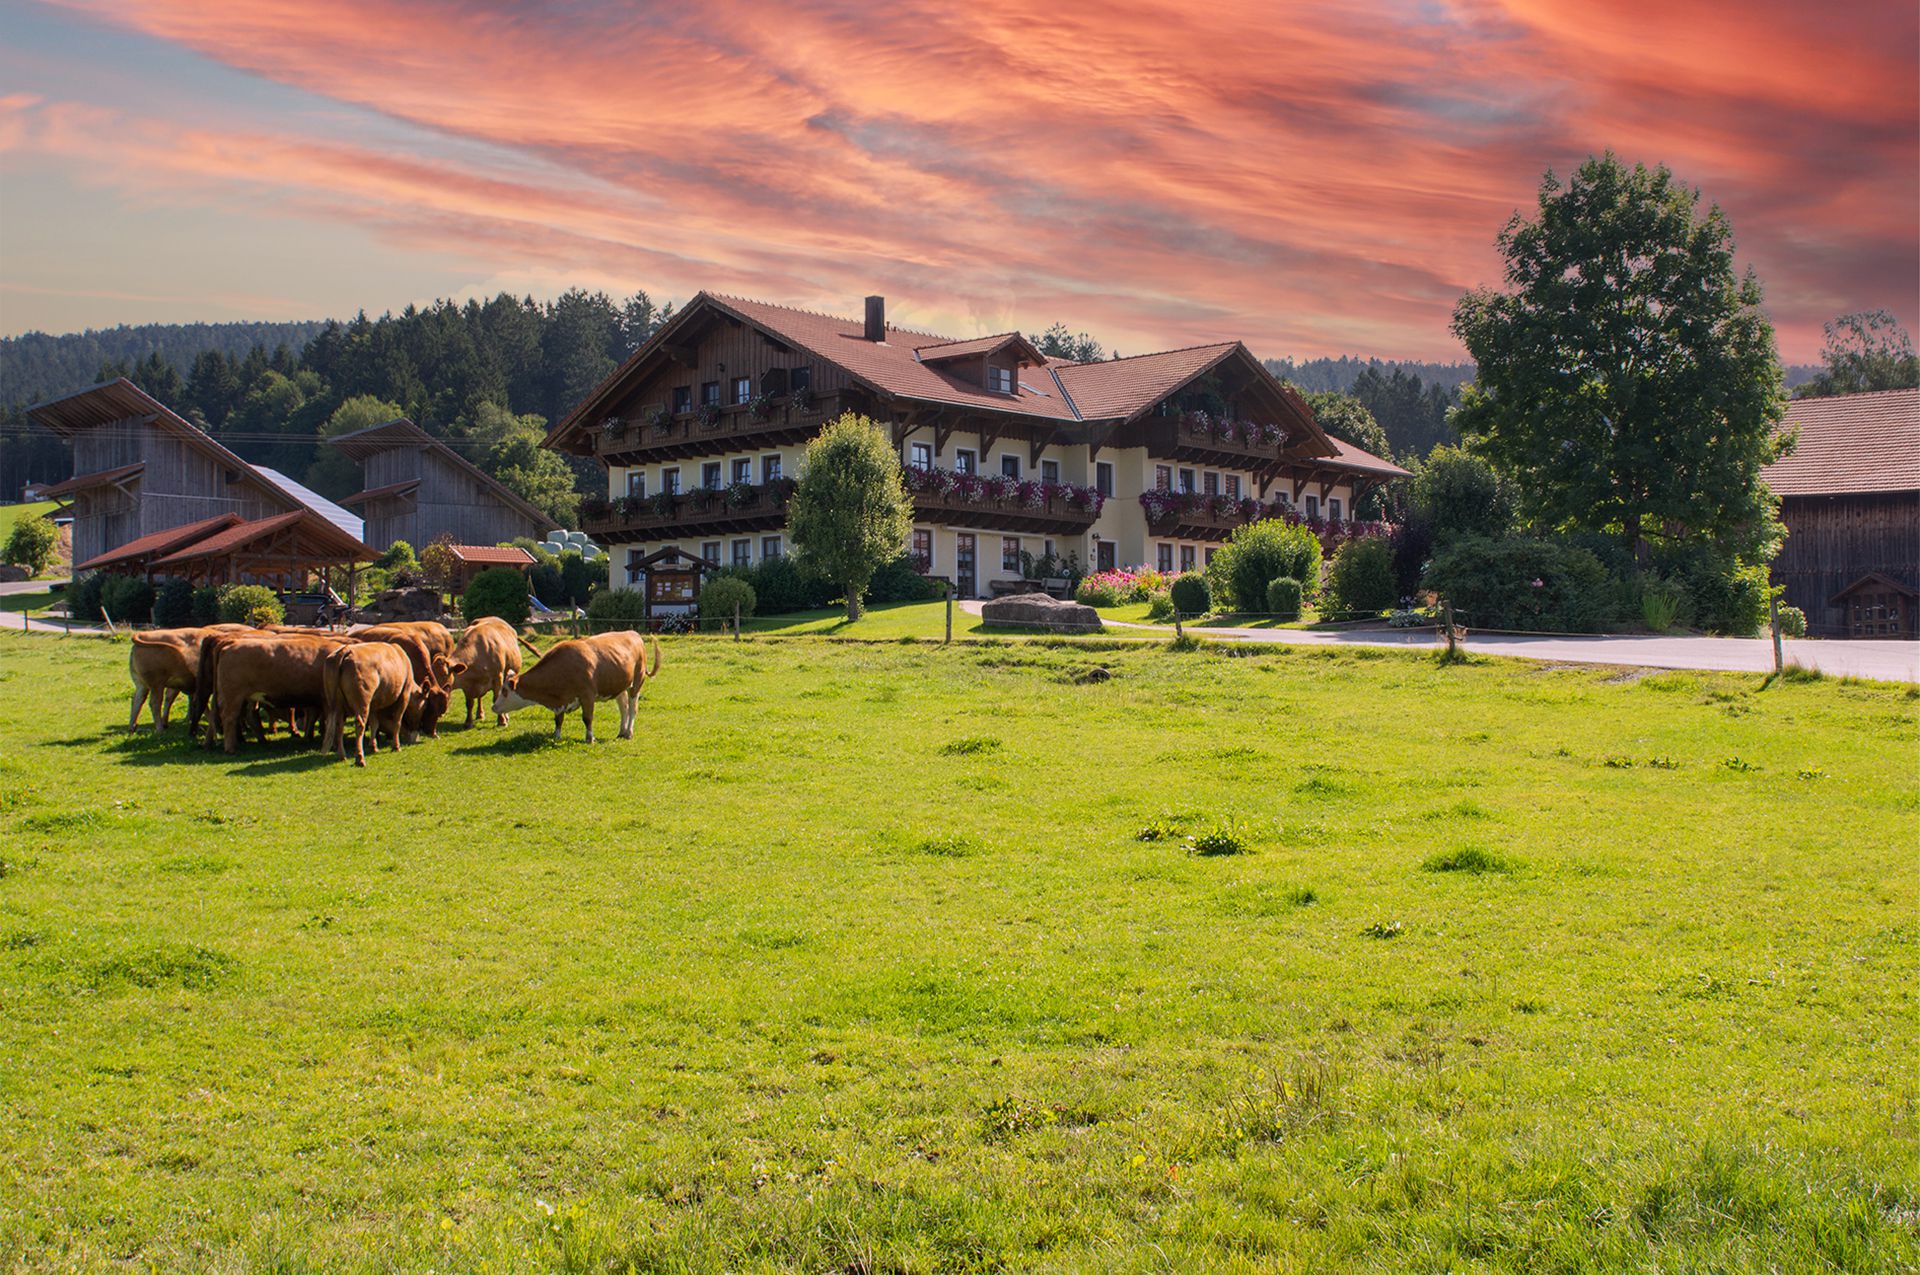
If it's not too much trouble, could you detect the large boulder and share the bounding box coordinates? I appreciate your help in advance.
[0,564,29,583]
[979,592,1103,632]
[365,586,448,622]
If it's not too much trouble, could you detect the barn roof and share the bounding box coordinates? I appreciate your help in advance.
[1316,436,1411,479]
[28,380,286,507]
[340,479,421,506]
[74,513,243,572]
[41,462,145,498]
[1765,388,1920,497]
[150,509,375,568]
[448,544,535,566]
[252,466,365,541]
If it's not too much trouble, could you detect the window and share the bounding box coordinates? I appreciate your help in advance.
[1329,498,1343,522]
[702,462,722,490]
[988,365,1015,394]
[1180,545,1196,573]
[761,536,783,560]
[1305,495,1320,519]
[1178,468,1196,493]
[672,385,692,414]
[663,467,682,495]
[1001,537,1020,571]
[912,528,933,569]
[626,549,644,584]
[1000,454,1021,479]
[1225,475,1241,499]
[731,539,751,567]
[700,381,720,407]
[1043,539,1055,559]
[910,441,933,470]
[733,376,752,405]
[1095,461,1114,496]
[732,457,752,485]
[1157,543,1174,573]
[955,449,976,475]
[1203,471,1219,496]
[790,366,812,393]
[1154,465,1172,491]
[1204,547,1217,565]
[1041,459,1059,483]
[762,455,782,483]
[1096,540,1116,571]
[626,471,646,498]
[702,541,721,563]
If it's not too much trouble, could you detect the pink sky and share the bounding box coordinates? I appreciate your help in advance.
[0,0,1914,362]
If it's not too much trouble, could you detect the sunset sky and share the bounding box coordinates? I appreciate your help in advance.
[0,0,1914,363]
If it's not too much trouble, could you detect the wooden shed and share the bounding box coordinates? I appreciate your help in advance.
[332,418,559,553]
[445,544,536,592]
[1763,389,1920,638]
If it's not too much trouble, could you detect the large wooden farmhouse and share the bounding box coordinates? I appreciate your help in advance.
[330,417,559,553]
[545,293,1408,596]
[31,379,375,584]
[1763,388,1920,638]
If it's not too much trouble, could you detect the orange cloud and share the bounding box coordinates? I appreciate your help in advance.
[16,0,1917,360]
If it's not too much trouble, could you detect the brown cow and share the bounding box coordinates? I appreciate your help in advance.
[448,617,530,727]
[352,625,460,737]
[208,633,353,753]
[360,620,455,662]
[494,630,661,742]
[127,624,249,732]
[322,641,419,765]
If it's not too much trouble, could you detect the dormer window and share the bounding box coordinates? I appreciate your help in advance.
[672,386,692,414]
[988,366,1016,394]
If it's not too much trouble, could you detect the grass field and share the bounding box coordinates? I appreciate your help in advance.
[0,629,1915,1271]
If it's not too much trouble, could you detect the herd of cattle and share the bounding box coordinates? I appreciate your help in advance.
[125,620,664,763]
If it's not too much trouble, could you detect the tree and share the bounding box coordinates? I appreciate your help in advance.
[1033,323,1105,363]
[1410,446,1511,545]
[3,513,59,576]
[786,413,914,620]
[463,401,580,525]
[306,394,405,498]
[1795,310,1920,398]
[1451,154,1786,563]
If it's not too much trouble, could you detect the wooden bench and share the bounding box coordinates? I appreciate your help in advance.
[988,579,1044,597]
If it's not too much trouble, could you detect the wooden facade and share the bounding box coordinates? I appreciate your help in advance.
[333,418,559,552]
[1773,491,1920,636]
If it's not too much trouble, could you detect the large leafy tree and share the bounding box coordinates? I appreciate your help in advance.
[305,394,404,498]
[1794,310,1920,398]
[1451,154,1786,561]
[786,413,914,620]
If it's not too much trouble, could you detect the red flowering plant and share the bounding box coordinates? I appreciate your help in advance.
[1020,480,1050,509]
[951,472,984,501]
[983,474,1019,502]
[1139,489,1180,521]
[1236,495,1263,520]
[645,407,673,434]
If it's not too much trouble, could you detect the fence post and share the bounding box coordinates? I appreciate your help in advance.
[734,601,741,641]
[1174,610,1184,640]
[1769,594,1784,675]
[945,587,953,644]
[1443,599,1458,659]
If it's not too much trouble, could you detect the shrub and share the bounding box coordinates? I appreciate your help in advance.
[558,552,603,607]
[419,534,460,587]
[1411,446,1512,545]
[1422,535,1616,633]
[461,568,530,626]
[2,515,59,576]
[189,586,221,626]
[1128,568,1168,601]
[1322,538,1396,619]
[152,578,196,628]
[1638,576,1687,632]
[100,575,154,624]
[720,556,837,614]
[697,575,757,624]
[1144,591,1175,622]
[217,584,284,627]
[374,539,417,573]
[1168,573,1210,617]
[584,587,649,632]
[527,561,565,608]
[1266,576,1303,621]
[69,572,107,622]
[1387,512,1435,599]
[1776,605,1807,638]
[1212,519,1322,612]
[1653,545,1770,637]
[1074,571,1132,607]
[867,553,941,604]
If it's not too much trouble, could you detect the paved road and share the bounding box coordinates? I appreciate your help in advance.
[958,600,1919,682]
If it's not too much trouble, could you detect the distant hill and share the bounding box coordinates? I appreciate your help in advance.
[1,320,329,406]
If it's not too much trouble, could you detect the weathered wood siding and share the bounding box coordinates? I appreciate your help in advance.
[354,445,551,551]
[1775,491,1920,636]
[605,321,850,423]
[70,416,287,567]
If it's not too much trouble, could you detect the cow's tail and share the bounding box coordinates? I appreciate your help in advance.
[647,633,662,679]
[189,635,220,736]
[518,630,544,657]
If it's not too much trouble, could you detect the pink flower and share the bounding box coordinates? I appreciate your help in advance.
[1530,578,1545,588]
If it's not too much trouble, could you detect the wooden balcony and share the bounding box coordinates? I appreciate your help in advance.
[582,483,792,544]
[1142,492,1279,542]
[595,398,834,464]
[1142,414,1290,469]
[910,488,1102,536]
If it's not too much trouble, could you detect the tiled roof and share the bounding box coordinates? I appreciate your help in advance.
[341,479,421,506]
[1316,436,1411,479]
[1050,344,1239,421]
[41,462,145,498]
[75,513,241,571]
[151,509,374,566]
[1764,388,1920,496]
[449,545,535,566]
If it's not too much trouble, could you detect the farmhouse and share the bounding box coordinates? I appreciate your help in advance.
[330,417,559,553]
[544,293,1408,597]
[1763,388,1920,638]
[30,379,376,582]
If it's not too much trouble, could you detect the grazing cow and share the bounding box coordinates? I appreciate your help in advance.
[352,625,461,737]
[494,630,661,742]
[448,617,530,727]
[360,620,455,663]
[127,624,248,732]
[322,641,419,765]
[207,633,353,753]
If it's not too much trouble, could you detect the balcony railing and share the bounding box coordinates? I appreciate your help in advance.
[1140,489,1392,544]
[904,468,1105,535]
[1143,412,1292,466]
[581,480,796,543]
[594,394,831,462]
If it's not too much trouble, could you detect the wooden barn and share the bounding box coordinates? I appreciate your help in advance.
[29,379,354,573]
[1764,388,1920,638]
[330,418,559,553]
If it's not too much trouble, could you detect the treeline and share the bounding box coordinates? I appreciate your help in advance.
[0,290,675,512]
[1,319,331,406]
[1264,359,1465,460]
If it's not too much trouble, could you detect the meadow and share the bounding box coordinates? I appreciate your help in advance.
[0,628,1914,1272]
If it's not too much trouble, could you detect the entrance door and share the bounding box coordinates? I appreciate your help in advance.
[955,534,977,599]
[1096,540,1117,572]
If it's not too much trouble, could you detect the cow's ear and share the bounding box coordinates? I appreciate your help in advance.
[447,661,467,677]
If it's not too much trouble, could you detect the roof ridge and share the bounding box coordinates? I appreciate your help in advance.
[706,291,959,343]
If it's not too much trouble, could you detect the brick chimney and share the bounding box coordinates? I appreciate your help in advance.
[864,295,885,342]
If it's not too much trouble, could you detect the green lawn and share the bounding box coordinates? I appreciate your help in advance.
[0,630,1914,1272]
[0,501,57,535]
[0,588,56,616]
